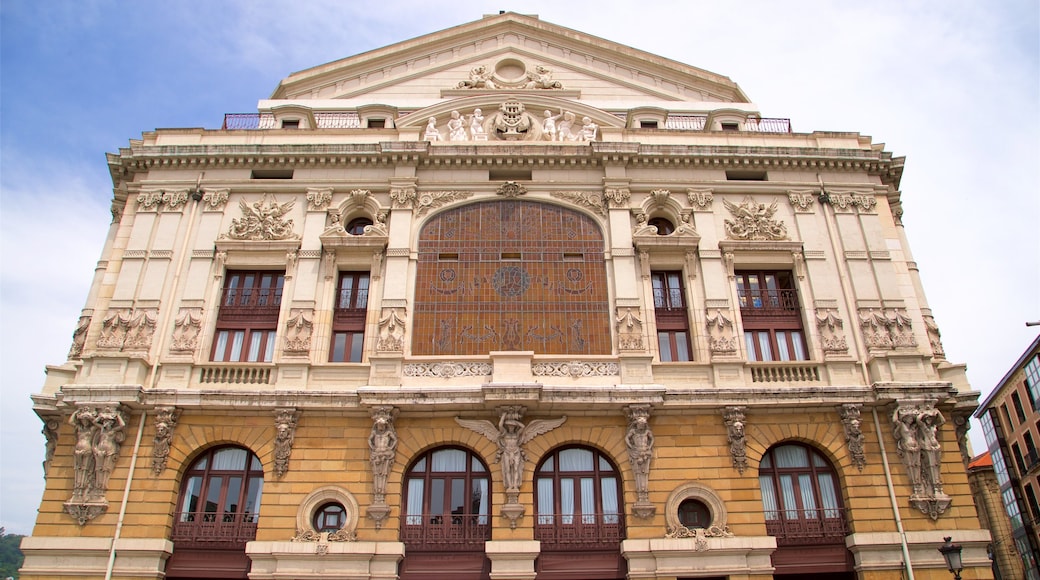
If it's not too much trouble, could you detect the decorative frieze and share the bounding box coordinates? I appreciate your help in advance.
[837,404,866,471]
[169,307,203,354]
[531,361,620,377]
[723,406,748,474]
[151,406,178,475]
[550,191,606,216]
[97,308,158,351]
[687,188,714,211]
[815,308,849,355]
[625,404,656,518]
[284,309,314,355]
[859,308,917,350]
[403,362,492,378]
[223,195,299,241]
[273,409,298,478]
[456,63,564,90]
[723,197,788,241]
[306,187,333,211]
[376,308,406,353]
[892,401,950,520]
[414,190,473,217]
[616,308,645,351]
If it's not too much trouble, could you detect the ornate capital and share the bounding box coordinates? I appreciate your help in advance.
[603,187,631,208]
[687,188,714,211]
[306,187,333,211]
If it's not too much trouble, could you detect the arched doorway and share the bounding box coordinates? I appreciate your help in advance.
[758,442,855,579]
[399,446,491,580]
[534,446,626,579]
[166,446,264,579]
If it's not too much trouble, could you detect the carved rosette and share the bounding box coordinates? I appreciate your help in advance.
[414,191,473,217]
[892,401,950,520]
[284,309,314,355]
[687,188,714,211]
[603,187,631,209]
[723,407,748,474]
[787,190,816,213]
[859,308,917,350]
[705,309,738,357]
[368,406,399,527]
[306,187,333,211]
[497,181,528,198]
[273,409,299,478]
[97,308,158,351]
[376,308,406,353]
[837,404,866,470]
[625,405,656,517]
[169,307,203,354]
[224,194,299,241]
[152,406,178,475]
[616,308,645,351]
[723,197,788,240]
[68,315,91,359]
[815,309,849,355]
[550,191,606,216]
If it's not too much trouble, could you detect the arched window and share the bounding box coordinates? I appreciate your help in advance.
[759,443,843,539]
[648,217,674,235]
[400,447,491,550]
[677,498,711,529]
[346,217,373,235]
[314,502,347,532]
[175,447,264,534]
[535,447,624,548]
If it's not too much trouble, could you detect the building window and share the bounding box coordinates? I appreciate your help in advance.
[651,271,692,362]
[639,120,658,129]
[330,272,369,362]
[1014,391,1028,424]
[212,271,284,362]
[535,446,625,550]
[346,217,373,235]
[172,446,264,548]
[400,447,490,550]
[367,118,386,128]
[758,443,846,546]
[648,217,674,235]
[737,270,807,361]
[1026,355,1040,409]
[678,499,711,529]
[280,119,300,129]
[1003,403,1016,429]
[314,502,347,532]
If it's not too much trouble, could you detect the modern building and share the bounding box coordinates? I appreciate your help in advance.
[21,12,991,580]
[967,452,1025,579]
[976,334,1040,578]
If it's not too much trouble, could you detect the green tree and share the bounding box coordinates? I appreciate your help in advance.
[0,527,25,579]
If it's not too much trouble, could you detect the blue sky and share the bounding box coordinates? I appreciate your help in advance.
[1,0,1038,535]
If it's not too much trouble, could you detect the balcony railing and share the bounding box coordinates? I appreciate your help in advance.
[744,117,792,133]
[535,513,625,551]
[764,508,849,546]
[400,513,490,550]
[738,289,800,315]
[171,511,258,549]
[750,363,820,383]
[199,365,272,385]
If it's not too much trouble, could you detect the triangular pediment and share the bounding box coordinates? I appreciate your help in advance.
[270,12,748,106]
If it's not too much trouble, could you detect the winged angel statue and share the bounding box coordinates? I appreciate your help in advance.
[722,197,787,240]
[227,194,298,241]
[456,406,566,495]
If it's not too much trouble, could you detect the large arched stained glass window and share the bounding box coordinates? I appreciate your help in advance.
[413,201,611,355]
[400,447,491,551]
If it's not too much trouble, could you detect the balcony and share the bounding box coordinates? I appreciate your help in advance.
[400,513,490,550]
[765,508,849,546]
[738,288,800,316]
[172,511,258,549]
[535,513,625,551]
[750,362,820,383]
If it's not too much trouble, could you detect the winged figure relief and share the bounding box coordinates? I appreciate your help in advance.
[455,406,567,493]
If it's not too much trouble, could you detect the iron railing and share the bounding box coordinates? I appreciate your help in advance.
[400,513,490,550]
[535,513,625,551]
[172,511,258,549]
[764,508,849,546]
[738,288,800,314]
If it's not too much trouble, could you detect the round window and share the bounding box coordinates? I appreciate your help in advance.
[346,217,373,236]
[677,498,711,529]
[314,502,346,532]
[648,217,674,235]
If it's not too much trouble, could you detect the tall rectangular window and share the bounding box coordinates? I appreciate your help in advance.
[736,270,806,361]
[212,271,284,362]
[651,271,691,362]
[330,272,369,362]
[1026,355,1040,410]
[1014,392,1028,423]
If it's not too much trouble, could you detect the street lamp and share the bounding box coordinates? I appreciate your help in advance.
[938,536,964,579]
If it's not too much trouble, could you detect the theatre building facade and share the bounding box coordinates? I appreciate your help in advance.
[21,12,992,580]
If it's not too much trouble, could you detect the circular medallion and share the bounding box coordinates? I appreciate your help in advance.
[492,266,530,297]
